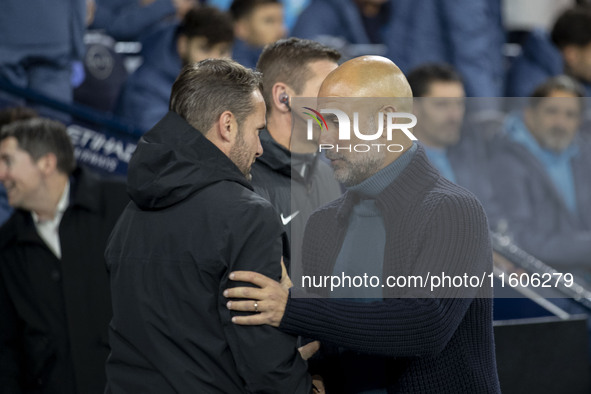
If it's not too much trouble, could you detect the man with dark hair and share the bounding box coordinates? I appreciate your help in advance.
[407,63,463,98]
[0,106,38,129]
[0,106,38,226]
[105,59,311,393]
[0,118,128,393]
[507,6,591,96]
[406,63,465,159]
[251,38,341,274]
[225,56,500,392]
[492,75,591,271]
[407,63,499,223]
[230,0,285,68]
[116,6,234,132]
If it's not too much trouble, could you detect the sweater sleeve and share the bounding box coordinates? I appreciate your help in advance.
[219,200,311,394]
[279,193,493,358]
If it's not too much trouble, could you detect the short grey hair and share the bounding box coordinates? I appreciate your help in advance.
[169,59,263,133]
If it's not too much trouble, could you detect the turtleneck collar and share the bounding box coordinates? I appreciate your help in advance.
[347,143,418,198]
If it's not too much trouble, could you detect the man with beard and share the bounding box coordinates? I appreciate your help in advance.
[230,0,286,69]
[105,59,312,393]
[116,6,233,133]
[223,56,501,392]
[490,75,591,276]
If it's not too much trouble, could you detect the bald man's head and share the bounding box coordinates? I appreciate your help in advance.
[316,56,416,186]
[319,56,413,100]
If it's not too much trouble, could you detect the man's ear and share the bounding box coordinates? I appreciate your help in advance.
[380,105,397,124]
[177,35,187,58]
[207,111,238,155]
[381,105,397,114]
[562,45,580,71]
[217,110,237,143]
[523,106,535,127]
[272,83,291,113]
[37,153,58,176]
[234,19,248,42]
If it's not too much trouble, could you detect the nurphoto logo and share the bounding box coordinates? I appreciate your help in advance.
[303,107,417,153]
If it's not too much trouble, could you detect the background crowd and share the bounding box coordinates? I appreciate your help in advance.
[1,0,591,392]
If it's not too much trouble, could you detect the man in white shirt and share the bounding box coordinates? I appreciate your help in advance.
[0,118,128,394]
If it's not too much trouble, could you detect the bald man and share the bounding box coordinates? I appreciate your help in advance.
[224,56,501,393]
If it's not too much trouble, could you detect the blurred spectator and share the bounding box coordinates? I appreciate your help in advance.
[0,0,85,104]
[230,0,286,68]
[116,6,234,133]
[0,118,128,393]
[506,6,591,97]
[74,33,129,113]
[490,76,591,277]
[291,0,393,59]
[91,0,198,42]
[208,0,308,31]
[0,107,38,227]
[281,0,310,32]
[87,0,98,26]
[292,0,504,96]
[408,63,500,223]
[397,0,505,97]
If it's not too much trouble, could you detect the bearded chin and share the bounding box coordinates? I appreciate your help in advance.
[548,129,571,152]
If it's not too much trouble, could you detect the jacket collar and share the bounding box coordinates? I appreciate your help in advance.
[68,167,100,213]
[256,129,318,183]
[257,129,291,176]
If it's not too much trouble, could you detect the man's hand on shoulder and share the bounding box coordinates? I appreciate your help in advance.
[224,261,291,327]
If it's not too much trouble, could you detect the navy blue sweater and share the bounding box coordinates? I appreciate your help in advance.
[280,146,501,393]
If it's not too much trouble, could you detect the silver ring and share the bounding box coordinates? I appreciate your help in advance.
[254,301,259,313]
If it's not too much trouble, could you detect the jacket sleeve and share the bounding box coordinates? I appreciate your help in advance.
[502,175,591,266]
[116,69,169,134]
[489,143,591,266]
[279,194,492,358]
[92,0,175,41]
[219,200,311,394]
[505,30,560,97]
[0,266,23,393]
[505,54,551,97]
[441,0,505,97]
[409,0,504,97]
[291,0,359,42]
